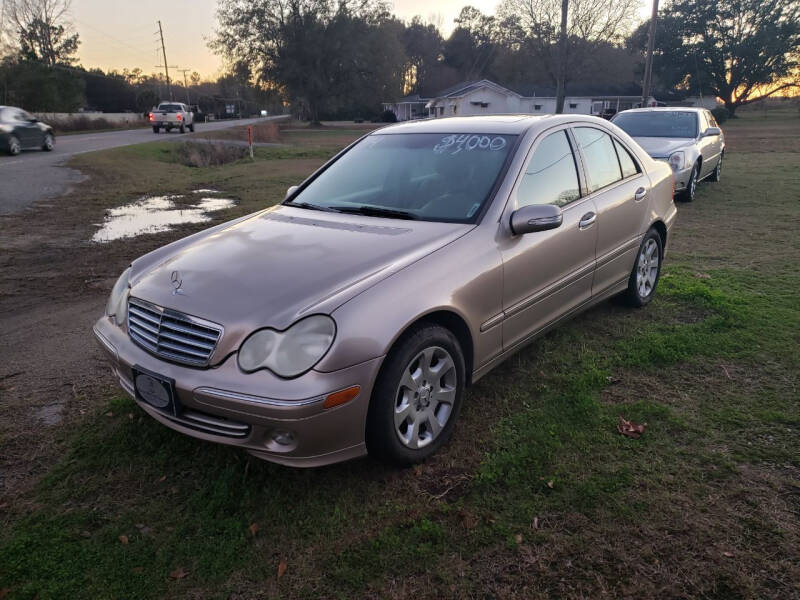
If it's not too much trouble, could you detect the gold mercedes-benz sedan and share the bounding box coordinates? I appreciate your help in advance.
[94,115,677,467]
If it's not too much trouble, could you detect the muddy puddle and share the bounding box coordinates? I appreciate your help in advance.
[91,192,235,243]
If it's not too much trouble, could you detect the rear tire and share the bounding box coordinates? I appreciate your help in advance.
[678,163,698,202]
[623,228,663,307]
[7,135,21,156]
[152,126,160,134]
[179,123,186,134]
[709,153,723,182]
[188,123,195,132]
[366,324,465,466]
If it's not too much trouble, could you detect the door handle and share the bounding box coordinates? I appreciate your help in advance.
[579,212,596,229]
[634,187,648,201]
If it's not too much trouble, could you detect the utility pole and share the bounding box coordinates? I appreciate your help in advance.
[641,0,659,107]
[157,20,173,100]
[178,68,191,104]
[554,0,569,114]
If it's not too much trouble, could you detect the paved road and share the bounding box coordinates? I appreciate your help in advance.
[0,116,278,215]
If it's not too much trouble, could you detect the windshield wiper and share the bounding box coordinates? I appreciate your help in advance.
[330,205,418,220]
[287,201,342,213]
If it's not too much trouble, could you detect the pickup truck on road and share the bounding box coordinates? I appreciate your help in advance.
[149,102,195,134]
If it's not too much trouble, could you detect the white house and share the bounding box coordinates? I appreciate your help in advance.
[383,79,658,121]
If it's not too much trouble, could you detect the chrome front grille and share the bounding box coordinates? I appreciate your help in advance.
[127,297,222,367]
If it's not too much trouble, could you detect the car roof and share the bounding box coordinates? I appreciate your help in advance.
[373,114,612,136]
[617,107,707,114]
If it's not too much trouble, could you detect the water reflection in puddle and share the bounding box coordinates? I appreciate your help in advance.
[91,194,235,243]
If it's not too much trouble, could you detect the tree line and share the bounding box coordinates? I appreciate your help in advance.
[2,0,798,118]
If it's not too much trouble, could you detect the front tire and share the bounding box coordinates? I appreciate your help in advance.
[678,163,698,202]
[42,133,54,151]
[179,123,186,133]
[7,135,21,156]
[366,324,465,466]
[623,228,663,307]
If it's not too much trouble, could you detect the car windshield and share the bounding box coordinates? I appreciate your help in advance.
[613,112,698,138]
[158,104,183,111]
[287,132,517,223]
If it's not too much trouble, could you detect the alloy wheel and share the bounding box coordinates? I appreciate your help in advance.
[9,136,21,155]
[636,238,660,299]
[393,346,457,449]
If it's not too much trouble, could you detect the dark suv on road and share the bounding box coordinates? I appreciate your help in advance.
[0,106,55,155]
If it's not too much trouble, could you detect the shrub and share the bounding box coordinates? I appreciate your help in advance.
[711,106,729,124]
[45,115,147,134]
[380,109,398,123]
[175,141,247,167]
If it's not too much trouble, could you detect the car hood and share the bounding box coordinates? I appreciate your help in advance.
[129,205,472,359]
[630,136,695,158]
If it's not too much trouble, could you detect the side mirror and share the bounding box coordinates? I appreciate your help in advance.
[285,185,299,200]
[510,204,563,235]
[29,117,39,123]
[703,126,721,137]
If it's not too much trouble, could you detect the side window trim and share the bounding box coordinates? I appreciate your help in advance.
[512,125,585,210]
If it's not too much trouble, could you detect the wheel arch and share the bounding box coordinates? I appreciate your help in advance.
[650,219,667,249]
[383,309,475,387]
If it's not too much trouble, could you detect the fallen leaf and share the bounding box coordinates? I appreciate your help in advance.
[606,375,621,385]
[546,480,554,489]
[694,272,711,279]
[80,530,91,538]
[158,475,167,482]
[459,510,478,530]
[722,551,734,558]
[248,523,260,537]
[618,416,647,439]
[277,559,287,579]
[532,517,539,530]
[128,413,135,420]
[170,567,188,580]
[105,411,114,417]
[514,533,523,544]
[119,535,129,545]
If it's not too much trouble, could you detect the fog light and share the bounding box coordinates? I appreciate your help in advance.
[271,429,296,446]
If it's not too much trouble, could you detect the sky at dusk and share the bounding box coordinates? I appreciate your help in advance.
[69,0,651,79]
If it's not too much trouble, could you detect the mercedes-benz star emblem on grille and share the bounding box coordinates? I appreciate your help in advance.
[170,270,183,295]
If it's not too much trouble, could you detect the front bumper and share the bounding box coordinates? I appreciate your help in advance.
[656,159,693,192]
[93,317,383,467]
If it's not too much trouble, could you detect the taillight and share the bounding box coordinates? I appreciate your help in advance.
[177,114,182,121]
[148,112,153,121]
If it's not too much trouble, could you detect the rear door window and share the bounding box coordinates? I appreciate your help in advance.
[573,127,622,192]
[613,139,639,179]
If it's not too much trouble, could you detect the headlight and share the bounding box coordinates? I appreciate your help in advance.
[238,315,336,378]
[668,151,685,171]
[105,267,131,326]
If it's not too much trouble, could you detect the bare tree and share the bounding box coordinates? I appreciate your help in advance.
[499,0,641,104]
[3,0,79,65]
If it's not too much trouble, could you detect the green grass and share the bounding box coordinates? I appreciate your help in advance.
[1,117,799,599]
